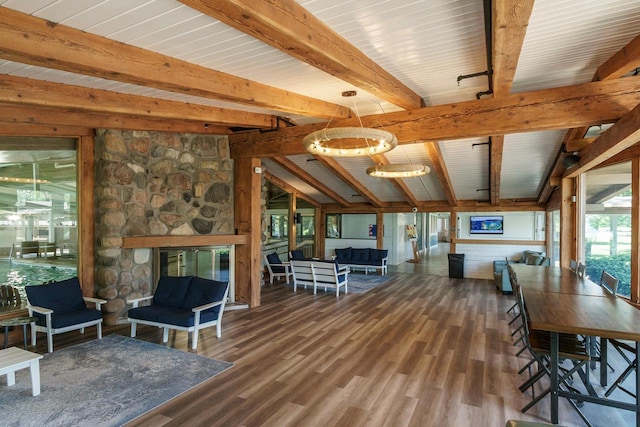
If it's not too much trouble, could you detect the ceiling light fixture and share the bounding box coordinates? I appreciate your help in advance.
[366,164,430,178]
[302,91,397,157]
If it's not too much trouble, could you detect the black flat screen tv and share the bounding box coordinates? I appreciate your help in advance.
[470,215,504,234]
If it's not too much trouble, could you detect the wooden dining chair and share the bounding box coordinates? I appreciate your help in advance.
[600,270,619,295]
[576,262,586,278]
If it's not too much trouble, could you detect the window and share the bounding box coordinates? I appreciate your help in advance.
[584,162,631,297]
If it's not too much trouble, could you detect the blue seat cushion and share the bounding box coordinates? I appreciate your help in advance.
[351,248,370,263]
[128,306,218,327]
[267,252,285,273]
[33,308,101,329]
[153,276,193,308]
[26,277,87,314]
[181,277,228,316]
[369,249,388,263]
[290,250,306,260]
[334,247,352,264]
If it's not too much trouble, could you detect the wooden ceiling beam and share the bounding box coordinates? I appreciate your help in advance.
[313,156,385,208]
[490,135,504,206]
[424,141,457,207]
[490,0,534,203]
[0,74,274,128]
[0,6,350,120]
[230,76,640,158]
[491,0,535,97]
[369,154,419,207]
[539,34,640,203]
[271,157,351,208]
[0,123,93,137]
[179,0,422,111]
[564,101,640,179]
[263,171,320,208]
[594,33,640,81]
[0,104,231,135]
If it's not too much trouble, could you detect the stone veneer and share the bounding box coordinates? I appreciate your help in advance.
[94,129,233,325]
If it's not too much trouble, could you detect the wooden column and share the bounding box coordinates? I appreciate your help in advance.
[316,207,324,258]
[78,134,95,297]
[631,157,640,303]
[376,212,384,248]
[288,193,297,254]
[234,157,262,307]
[560,178,576,269]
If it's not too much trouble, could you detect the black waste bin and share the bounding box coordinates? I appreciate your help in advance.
[447,253,464,278]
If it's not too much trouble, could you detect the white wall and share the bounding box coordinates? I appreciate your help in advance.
[383,212,414,265]
[456,243,547,279]
[324,213,377,258]
[454,211,546,279]
[456,211,538,240]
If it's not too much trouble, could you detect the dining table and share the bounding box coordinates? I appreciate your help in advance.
[511,264,640,426]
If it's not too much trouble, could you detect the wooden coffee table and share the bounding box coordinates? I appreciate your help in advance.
[0,347,43,396]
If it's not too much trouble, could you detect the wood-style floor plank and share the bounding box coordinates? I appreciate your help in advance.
[17,266,630,426]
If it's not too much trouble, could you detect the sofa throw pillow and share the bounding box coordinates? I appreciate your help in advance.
[26,277,86,314]
[153,275,193,308]
[334,247,352,263]
[525,254,544,265]
[369,248,388,262]
[267,252,285,273]
[181,277,228,314]
[351,248,370,263]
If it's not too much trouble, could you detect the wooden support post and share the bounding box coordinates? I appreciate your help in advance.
[560,178,576,269]
[234,158,262,307]
[631,157,640,303]
[78,134,95,297]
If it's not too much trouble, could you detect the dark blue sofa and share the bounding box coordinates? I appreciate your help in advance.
[127,275,229,350]
[26,277,106,353]
[334,247,388,275]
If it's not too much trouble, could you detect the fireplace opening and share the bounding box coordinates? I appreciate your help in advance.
[156,245,236,304]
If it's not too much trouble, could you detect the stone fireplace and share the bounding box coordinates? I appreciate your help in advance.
[93,129,234,325]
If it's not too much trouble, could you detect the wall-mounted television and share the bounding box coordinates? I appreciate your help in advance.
[470,215,504,234]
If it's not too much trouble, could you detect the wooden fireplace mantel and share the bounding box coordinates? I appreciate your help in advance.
[122,234,248,249]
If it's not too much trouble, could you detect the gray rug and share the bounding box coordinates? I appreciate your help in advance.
[347,272,391,293]
[0,334,233,427]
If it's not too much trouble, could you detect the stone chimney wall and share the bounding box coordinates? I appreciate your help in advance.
[94,129,233,324]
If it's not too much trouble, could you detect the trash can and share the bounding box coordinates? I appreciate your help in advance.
[447,253,464,278]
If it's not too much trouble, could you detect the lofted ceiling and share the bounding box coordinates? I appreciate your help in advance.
[0,0,640,211]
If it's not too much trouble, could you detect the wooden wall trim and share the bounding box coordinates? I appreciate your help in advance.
[452,239,546,246]
[122,234,247,248]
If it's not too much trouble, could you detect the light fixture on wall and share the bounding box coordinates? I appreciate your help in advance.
[562,153,580,169]
[366,163,430,178]
[302,91,397,157]
[560,143,580,169]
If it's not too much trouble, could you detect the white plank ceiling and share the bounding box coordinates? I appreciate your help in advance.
[1,0,639,208]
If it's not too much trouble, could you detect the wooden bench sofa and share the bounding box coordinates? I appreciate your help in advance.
[290,260,349,296]
[127,275,229,350]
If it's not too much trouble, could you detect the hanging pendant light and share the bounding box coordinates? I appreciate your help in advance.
[302,91,397,157]
[366,164,430,178]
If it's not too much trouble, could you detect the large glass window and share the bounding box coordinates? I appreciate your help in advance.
[0,138,78,298]
[584,162,631,297]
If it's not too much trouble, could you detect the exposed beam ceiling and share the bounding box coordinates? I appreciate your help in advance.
[178,0,422,111]
[0,6,350,120]
[0,74,275,128]
[229,76,640,158]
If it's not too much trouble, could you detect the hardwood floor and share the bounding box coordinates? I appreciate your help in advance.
[15,266,632,426]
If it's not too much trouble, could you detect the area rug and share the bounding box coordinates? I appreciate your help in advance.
[0,334,233,427]
[347,272,391,293]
